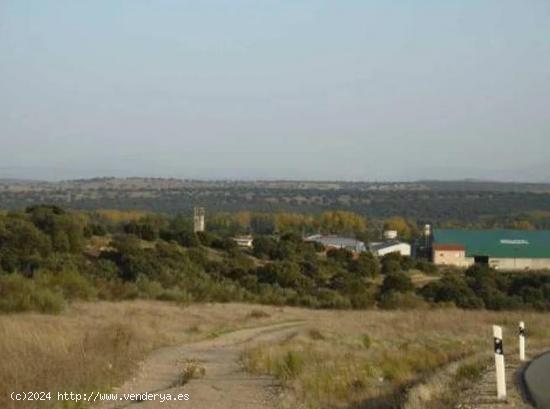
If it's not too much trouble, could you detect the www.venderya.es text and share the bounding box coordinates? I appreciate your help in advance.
[11,391,190,403]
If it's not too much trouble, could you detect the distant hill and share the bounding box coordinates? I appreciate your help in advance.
[2,177,550,192]
[1,177,550,222]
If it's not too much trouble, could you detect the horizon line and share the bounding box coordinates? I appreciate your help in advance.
[1,176,549,185]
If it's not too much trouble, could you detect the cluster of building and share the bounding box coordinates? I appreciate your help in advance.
[230,230,413,257]
[196,208,550,271]
[305,230,411,257]
[299,227,550,271]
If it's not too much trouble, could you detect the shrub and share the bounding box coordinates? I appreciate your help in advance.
[0,217,51,273]
[382,259,401,275]
[91,259,120,280]
[178,360,206,385]
[124,221,158,241]
[348,288,377,309]
[257,261,313,290]
[36,269,97,301]
[361,334,372,349]
[381,272,414,294]
[455,362,484,382]
[96,279,139,300]
[326,248,354,264]
[186,247,209,268]
[196,231,217,247]
[316,289,352,309]
[294,294,320,308]
[212,238,239,251]
[420,274,485,309]
[401,256,415,271]
[136,274,164,299]
[349,252,380,278]
[32,287,66,313]
[252,236,278,259]
[276,351,304,380]
[258,285,295,306]
[156,287,192,304]
[84,223,107,237]
[0,274,65,313]
[415,260,438,275]
[160,229,200,247]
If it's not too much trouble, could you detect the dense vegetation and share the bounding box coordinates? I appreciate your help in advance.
[2,178,550,226]
[421,264,550,310]
[1,204,550,314]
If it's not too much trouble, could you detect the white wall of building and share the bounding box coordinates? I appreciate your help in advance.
[374,243,411,257]
[490,258,550,271]
[433,252,550,270]
[433,249,473,267]
[233,236,254,248]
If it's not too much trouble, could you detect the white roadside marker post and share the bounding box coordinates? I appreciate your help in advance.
[493,325,507,401]
[519,321,526,362]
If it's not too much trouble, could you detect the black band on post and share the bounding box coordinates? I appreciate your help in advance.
[494,337,504,355]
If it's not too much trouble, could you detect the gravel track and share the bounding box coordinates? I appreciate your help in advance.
[95,321,304,409]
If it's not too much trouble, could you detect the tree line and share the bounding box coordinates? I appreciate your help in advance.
[1,205,550,314]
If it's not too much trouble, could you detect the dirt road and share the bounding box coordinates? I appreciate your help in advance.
[95,321,304,409]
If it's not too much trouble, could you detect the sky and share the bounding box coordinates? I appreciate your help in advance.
[1,0,549,182]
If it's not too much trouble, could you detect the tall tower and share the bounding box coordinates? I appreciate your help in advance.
[193,207,205,233]
[423,224,432,258]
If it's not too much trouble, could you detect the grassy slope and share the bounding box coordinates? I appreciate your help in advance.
[3,302,550,409]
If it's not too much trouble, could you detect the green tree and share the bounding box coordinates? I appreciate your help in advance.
[381,259,401,275]
[251,214,276,235]
[252,236,278,259]
[326,248,354,265]
[0,217,51,273]
[26,205,85,253]
[319,211,367,234]
[257,261,313,291]
[349,252,380,278]
[420,274,484,309]
[383,217,417,241]
[160,229,200,247]
[381,273,414,294]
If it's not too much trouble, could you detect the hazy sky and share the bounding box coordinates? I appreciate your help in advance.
[1,0,549,181]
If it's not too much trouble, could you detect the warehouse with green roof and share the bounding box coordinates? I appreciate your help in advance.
[432,229,550,270]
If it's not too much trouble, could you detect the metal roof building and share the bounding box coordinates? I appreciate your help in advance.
[432,229,550,270]
[305,234,366,253]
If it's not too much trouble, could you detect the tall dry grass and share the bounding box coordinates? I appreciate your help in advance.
[241,308,550,409]
[0,301,282,409]
[3,303,550,409]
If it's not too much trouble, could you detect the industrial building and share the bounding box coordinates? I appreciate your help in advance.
[368,229,411,257]
[369,241,411,257]
[305,234,367,253]
[305,231,411,257]
[432,229,550,270]
[232,235,254,248]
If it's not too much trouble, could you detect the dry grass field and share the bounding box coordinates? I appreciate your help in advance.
[2,302,550,409]
[242,308,550,409]
[0,301,287,409]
